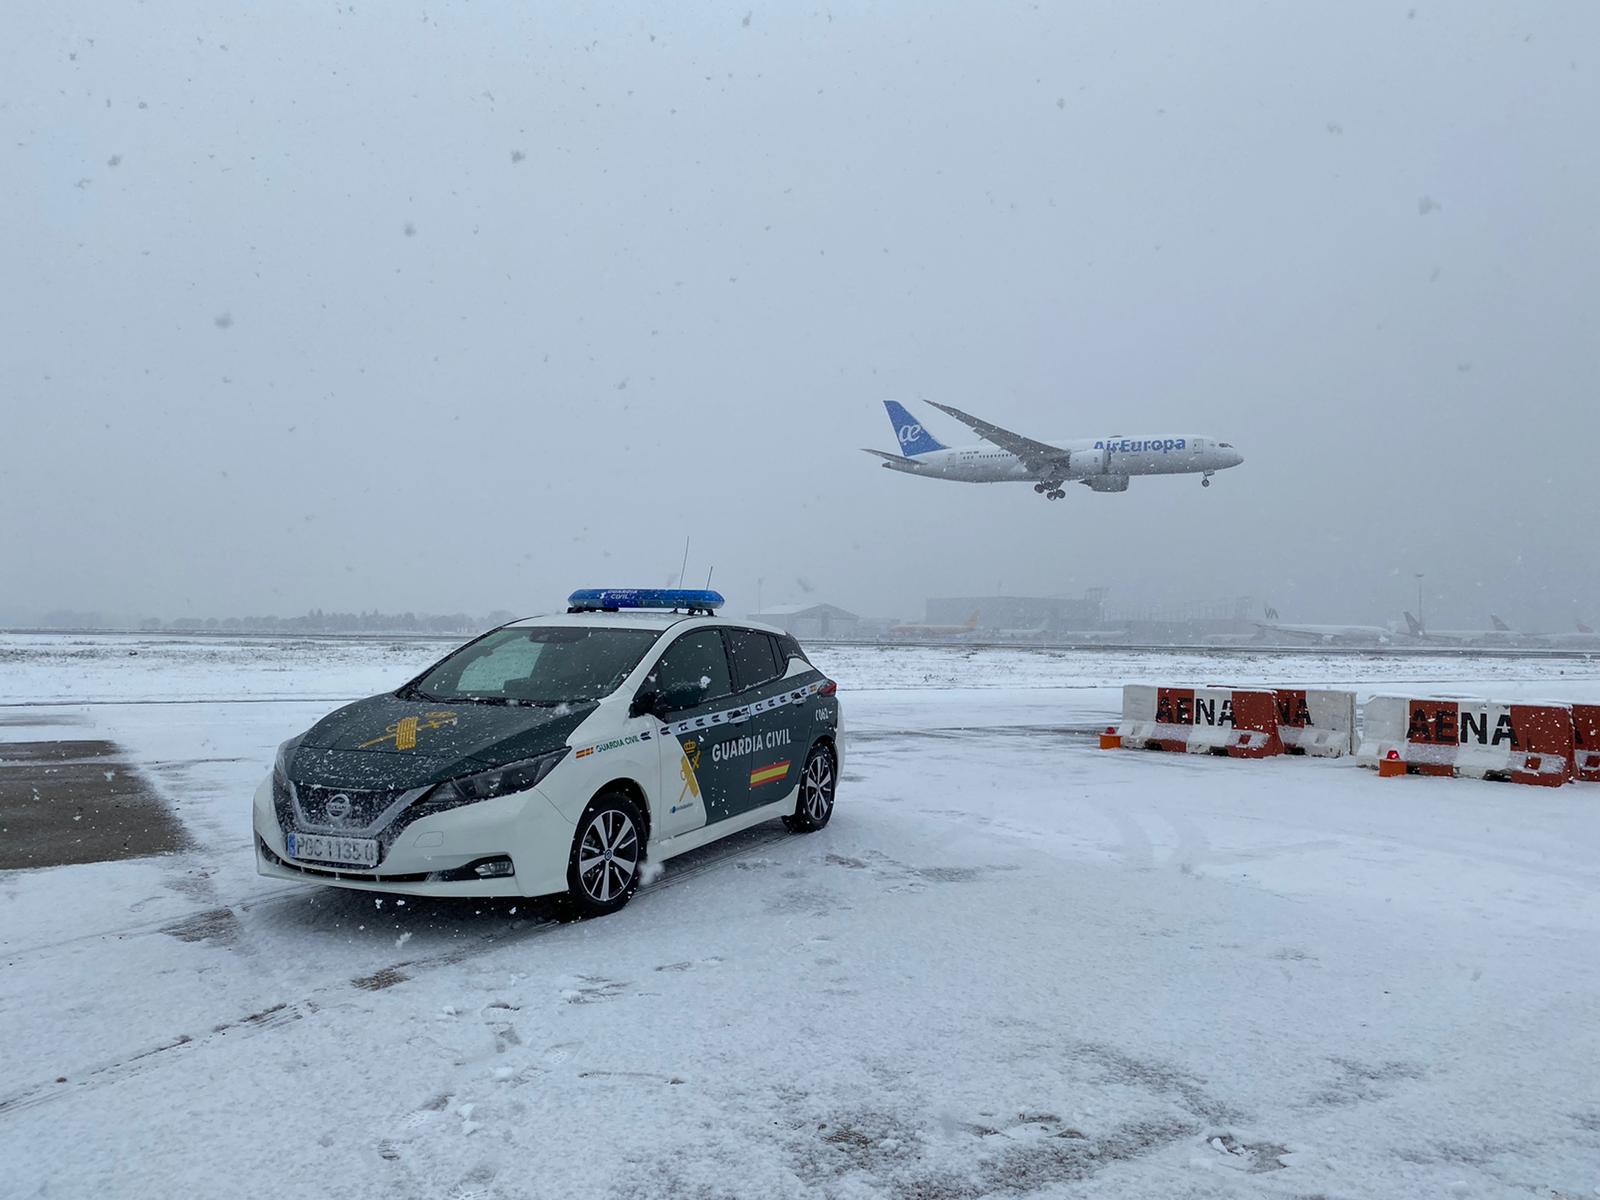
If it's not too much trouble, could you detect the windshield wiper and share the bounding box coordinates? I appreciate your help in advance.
[397,685,441,702]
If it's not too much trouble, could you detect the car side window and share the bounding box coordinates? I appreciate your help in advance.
[646,630,733,707]
[726,628,783,691]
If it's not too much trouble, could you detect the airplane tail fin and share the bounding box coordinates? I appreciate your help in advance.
[1579,620,1594,634]
[1490,614,1510,632]
[965,611,979,629]
[1403,611,1424,637]
[883,400,947,457]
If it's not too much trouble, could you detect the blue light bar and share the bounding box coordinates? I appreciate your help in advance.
[567,588,725,613]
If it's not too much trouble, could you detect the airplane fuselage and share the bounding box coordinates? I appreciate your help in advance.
[882,435,1242,484]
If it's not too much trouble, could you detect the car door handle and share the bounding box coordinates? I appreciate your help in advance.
[726,707,750,725]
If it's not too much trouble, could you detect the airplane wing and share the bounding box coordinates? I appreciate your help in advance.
[861,448,922,467]
[1254,622,1325,644]
[922,401,1072,478]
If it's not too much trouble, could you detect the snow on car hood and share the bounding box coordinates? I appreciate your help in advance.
[288,693,598,790]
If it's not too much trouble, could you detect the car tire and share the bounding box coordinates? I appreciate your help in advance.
[564,790,646,918]
[783,742,837,833]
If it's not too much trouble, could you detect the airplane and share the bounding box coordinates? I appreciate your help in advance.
[1452,620,1600,649]
[1254,619,1394,646]
[863,400,1244,501]
[1401,612,1528,646]
[1537,622,1600,650]
[888,611,980,638]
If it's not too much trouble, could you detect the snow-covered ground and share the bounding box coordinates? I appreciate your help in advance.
[3,634,1598,1199]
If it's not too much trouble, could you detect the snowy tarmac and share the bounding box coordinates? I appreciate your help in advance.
[2,634,1598,1198]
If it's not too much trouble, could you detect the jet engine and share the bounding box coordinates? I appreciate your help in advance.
[1084,475,1130,493]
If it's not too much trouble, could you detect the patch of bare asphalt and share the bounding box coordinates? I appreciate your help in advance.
[159,907,239,945]
[791,1108,1199,1198]
[0,713,88,728]
[0,739,189,869]
[822,849,1016,887]
[1069,1039,1246,1125]
[1302,1055,1428,1108]
[0,740,119,762]
[1205,1131,1290,1172]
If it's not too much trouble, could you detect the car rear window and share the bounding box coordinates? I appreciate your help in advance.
[726,628,783,691]
[776,632,810,667]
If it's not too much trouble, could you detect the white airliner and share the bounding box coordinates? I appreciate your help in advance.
[1404,612,1600,650]
[1256,620,1394,646]
[1253,605,1394,646]
[863,400,1244,500]
[1402,612,1524,646]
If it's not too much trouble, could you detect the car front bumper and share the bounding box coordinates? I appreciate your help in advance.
[252,773,575,899]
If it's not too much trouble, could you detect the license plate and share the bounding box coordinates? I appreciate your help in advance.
[286,831,380,869]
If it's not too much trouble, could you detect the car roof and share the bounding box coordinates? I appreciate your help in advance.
[503,611,789,637]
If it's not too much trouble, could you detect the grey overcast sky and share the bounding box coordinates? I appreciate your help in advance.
[3,2,1597,626]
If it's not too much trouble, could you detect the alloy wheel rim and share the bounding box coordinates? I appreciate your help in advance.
[801,752,834,821]
[577,809,638,903]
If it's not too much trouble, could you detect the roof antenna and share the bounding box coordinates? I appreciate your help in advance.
[705,566,715,588]
[677,536,690,589]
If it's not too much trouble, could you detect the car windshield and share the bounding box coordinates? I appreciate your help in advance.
[407,626,659,705]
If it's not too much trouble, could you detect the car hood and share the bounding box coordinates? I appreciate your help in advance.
[288,693,597,790]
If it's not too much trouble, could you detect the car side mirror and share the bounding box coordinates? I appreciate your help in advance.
[648,682,705,717]
[628,690,659,719]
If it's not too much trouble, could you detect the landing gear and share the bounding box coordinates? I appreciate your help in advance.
[1037,480,1065,501]
[1201,473,1213,488]
[1046,488,1065,500]
[1033,483,1047,493]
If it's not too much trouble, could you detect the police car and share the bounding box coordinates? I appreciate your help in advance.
[253,589,841,916]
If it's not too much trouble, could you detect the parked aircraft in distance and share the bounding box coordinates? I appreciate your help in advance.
[1537,622,1600,649]
[889,611,979,638]
[863,400,1243,501]
[1254,619,1394,646]
[1405,612,1600,650]
[1403,612,1528,646]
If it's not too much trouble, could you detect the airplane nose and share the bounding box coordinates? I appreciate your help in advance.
[1228,449,1244,467]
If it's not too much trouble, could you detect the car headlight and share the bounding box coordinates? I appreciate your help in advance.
[273,735,303,802]
[424,748,569,809]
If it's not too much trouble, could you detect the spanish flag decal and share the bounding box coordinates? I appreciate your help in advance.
[749,760,791,787]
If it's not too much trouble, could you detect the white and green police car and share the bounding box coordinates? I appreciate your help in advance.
[253,589,841,916]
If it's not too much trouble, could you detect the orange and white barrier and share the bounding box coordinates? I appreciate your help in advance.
[1271,689,1357,757]
[1572,703,1600,782]
[1117,686,1284,759]
[1357,696,1574,787]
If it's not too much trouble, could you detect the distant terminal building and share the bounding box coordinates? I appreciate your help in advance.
[748,603,860,640]
[1103,596,1256,643]
[925,592,1107,634]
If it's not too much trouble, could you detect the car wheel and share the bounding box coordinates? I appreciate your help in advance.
[783,742,836,832]
[565,791,646,918]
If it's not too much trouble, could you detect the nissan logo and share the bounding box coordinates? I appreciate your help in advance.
[325,794,354,821]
